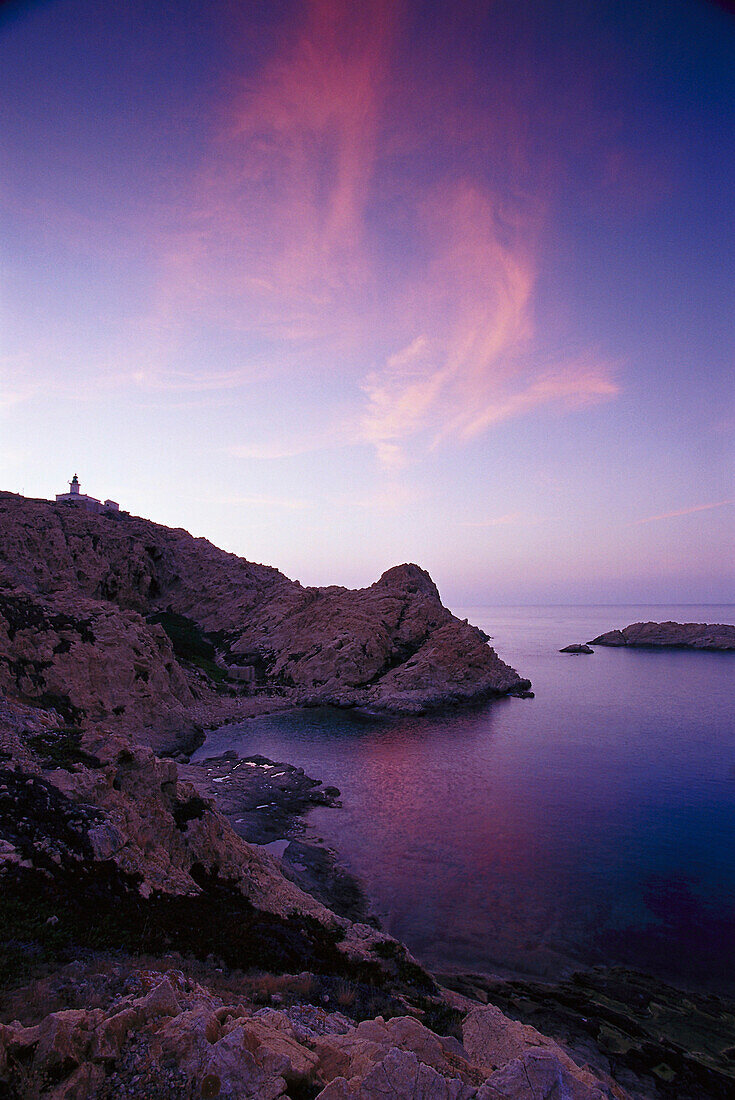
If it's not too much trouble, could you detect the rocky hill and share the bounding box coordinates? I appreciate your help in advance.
[0,492,530,755]
[590,621,735,650]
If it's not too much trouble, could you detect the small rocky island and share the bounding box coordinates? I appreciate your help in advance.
[590,621,735,650]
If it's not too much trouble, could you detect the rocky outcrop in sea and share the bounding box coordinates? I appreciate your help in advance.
[0,492,531,756]
[589,621,735,650]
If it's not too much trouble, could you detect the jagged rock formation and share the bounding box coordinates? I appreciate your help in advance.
[0,973,631,1099]
[0,492,530,752]
[589,621,735,651]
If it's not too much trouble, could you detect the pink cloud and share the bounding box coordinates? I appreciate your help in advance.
[144,1,621,465]
[360,183,617,464]
[633,500,733,525]
[460,512,531,529]
[179,0,399,334]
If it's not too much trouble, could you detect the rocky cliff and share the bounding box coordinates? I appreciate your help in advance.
[590,621,735,650]
[0,492,530,753]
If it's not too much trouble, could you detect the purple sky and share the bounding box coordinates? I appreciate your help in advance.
[1,0,733,605]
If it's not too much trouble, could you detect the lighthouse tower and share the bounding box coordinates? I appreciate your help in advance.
[55,475,119,513]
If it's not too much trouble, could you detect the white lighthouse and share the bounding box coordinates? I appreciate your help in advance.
[55,475,119,514]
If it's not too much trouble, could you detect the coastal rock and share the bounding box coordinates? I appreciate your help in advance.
[0,934,634,1100]
[454,966,735,1098]
[0,584,197,753]
[313,1014,479,1087]
[589,621,735,650]
[0,694,441,1003]
[0,700,335,922]
[316,1047,477,1098]
[559,644,593,654]
[476,1049,610,1099]
[462,1005,619,1096]
[0,492,530,745]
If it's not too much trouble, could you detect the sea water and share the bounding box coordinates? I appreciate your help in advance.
[193,605,735,993]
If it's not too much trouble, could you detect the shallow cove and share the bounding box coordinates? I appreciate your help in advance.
[193,604,735,995]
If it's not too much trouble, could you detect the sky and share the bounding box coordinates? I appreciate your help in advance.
[1,0,733,606]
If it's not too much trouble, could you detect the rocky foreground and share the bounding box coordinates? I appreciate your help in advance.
[0,492,530,757]
[589,621,735,651]
[0,695,641,1100]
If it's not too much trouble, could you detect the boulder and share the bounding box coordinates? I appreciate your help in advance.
[202,1025,290,1098]
[463,1007,624,1099]
[463,1003,564,1075]
[135,976,181,1019]
[476,1049,609,1099]
[229,1017,319,1083]
[314,1014,477,1088]
[559,644,593,654]
[316,1046,476,1099]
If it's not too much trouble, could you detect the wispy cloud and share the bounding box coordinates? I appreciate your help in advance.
[633,500,733,525]
[460,512,530,528]
[0,388,32,413]
[360,182,618,466]
[145,0,621,468]
[229,421,358,461]
[200,493,311,511]
[129,367,250,394]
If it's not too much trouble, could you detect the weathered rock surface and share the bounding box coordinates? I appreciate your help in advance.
[0,965,629,1100]
[462,1005,623,1096]
[0,492,530,750]
[589,621,735,650]
[560,644,594,654]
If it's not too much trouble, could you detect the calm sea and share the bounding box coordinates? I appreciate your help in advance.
[194,605,735,993]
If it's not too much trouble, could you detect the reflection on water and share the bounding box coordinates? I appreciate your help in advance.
[194,604,735,993]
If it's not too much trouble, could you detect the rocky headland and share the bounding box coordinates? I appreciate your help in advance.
[0,491,531,758]
[589,622,735,651]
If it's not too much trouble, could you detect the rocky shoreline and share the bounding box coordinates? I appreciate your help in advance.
[441,967,735,1099]
[178,721,735,1099]
[179,750,373,923]
[0,695,640,1100]
[2,693,734,1098]
[2,492,735,1097]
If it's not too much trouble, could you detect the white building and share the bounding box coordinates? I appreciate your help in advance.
[55,474,119,514]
